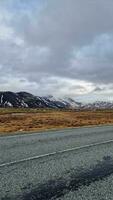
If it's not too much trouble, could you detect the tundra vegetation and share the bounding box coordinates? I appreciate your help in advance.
[0,108,113,135]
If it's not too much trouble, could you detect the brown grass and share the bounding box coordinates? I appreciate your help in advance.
[0,108,113,135]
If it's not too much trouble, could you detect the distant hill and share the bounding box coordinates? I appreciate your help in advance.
[0,91,112,109]
[0,91,81,109]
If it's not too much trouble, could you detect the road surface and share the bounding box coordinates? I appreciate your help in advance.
[1,126,113,199]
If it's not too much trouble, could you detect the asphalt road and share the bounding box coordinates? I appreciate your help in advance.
[1,126,113,199]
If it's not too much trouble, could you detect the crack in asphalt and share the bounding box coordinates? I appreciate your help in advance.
[3,156,113,200]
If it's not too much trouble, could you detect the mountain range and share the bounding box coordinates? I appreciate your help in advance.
[0,91,112,110]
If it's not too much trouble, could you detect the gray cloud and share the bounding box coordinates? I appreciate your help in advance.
[93,87,104,92]
[0,0,113,100]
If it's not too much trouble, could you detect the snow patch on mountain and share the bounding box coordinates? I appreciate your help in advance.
[0,92,112,109]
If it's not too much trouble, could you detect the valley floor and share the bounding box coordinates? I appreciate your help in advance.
[0,108,113,135]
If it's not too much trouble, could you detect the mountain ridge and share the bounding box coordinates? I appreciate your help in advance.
[0,91,112,109]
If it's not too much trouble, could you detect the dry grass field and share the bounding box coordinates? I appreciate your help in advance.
[0,108,113,135]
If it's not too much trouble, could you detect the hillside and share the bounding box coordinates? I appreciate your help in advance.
[0,91,113,110]
[0,91,81,109]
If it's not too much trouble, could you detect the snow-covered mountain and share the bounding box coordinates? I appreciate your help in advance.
[0,92,80,109]
[45,95,82,108]
[0,91,112,109]
[81,101,113,110]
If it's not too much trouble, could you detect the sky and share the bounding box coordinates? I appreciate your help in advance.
[0,0,113,102]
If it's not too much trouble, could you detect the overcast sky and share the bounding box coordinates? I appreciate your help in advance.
[0,0,113,102]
